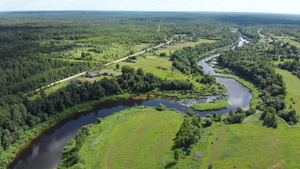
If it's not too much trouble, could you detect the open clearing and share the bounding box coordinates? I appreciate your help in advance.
[59,107,185,169]
[29,38,222,100]
[200,120,300,169]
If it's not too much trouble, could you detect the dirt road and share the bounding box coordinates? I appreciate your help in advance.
[35,40,172,92]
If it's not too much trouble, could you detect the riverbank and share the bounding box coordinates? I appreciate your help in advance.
[7,88,219,169]
[214,74,261,108]
[5,93,134,169]
[59,106,185,169]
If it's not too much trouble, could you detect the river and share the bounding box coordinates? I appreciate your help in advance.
[11,37,251,169]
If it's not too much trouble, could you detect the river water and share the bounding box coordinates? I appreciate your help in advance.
[11,37,251,169]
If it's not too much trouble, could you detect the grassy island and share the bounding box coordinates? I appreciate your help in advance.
[190,99,228,111]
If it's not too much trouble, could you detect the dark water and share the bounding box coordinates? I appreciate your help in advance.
[11,37,251,169]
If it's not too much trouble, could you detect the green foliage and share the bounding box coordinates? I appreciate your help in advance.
[97,118,103,124]
[191,99,228,111]
[278,109,299,125]
[155,103,166,111]
[174,117,203,153]
[159,52,167,57]
[174,149,180,161]
[130,50,135,55]
[171,32,239,76]
[204,119,213,127]
[40,88,47,100]
[218,41,290,124]
[278,59,300,79]
[224,108,246,124]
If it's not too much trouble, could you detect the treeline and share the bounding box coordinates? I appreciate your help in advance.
[218,44,299,125]
[0,66,194,167]
[278,60,300,78]
[170,32,239,75]
[0,55,98,96]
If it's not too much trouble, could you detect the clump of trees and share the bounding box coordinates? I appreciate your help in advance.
[224,108,246,124]
[174,115,202,155]
[278,60,300,79]
[260,107,278,128]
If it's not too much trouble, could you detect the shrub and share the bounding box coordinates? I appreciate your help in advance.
[156,103,166,111]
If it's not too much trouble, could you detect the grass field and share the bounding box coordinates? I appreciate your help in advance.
[170,113,300,169]
[274,35,300,47]
[59,107,185,169]
[199,120,300,169]
[276,68,300,117]
[50,43,147,63]
[191,99,228,111]
[155,39,216,56]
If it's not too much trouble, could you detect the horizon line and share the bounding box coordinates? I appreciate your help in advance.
[0,10,300,16]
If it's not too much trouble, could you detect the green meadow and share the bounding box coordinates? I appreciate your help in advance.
[276,69,300,118]
[59,107,185,169]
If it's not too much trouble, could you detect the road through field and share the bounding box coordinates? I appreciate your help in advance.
[35,40,172,92]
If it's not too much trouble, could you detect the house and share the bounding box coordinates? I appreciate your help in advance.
[88,72,98,78]
[87,72,103,78]
[147,44,154,48]
[70,79,81,84]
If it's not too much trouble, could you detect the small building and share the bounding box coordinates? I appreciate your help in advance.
[70,79,81,84]
[87,72,103,78]
[149,50,155,53]
[147,44,154,48]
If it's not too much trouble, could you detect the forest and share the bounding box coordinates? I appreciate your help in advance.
[1,11,300,169]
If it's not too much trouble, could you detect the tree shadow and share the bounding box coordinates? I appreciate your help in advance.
[165,161,177,168]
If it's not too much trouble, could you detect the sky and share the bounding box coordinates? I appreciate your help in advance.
[0,0,300,14]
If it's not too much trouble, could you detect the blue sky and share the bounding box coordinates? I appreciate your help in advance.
[0,0,299,14]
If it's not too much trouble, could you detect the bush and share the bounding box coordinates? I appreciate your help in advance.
[186,110,195,117]
[204,119,212,127]
[159,52,167,57]
[156,103,166,111]
[97,118,102,124]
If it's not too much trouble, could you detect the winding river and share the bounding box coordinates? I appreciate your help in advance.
[11,37,251,169]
